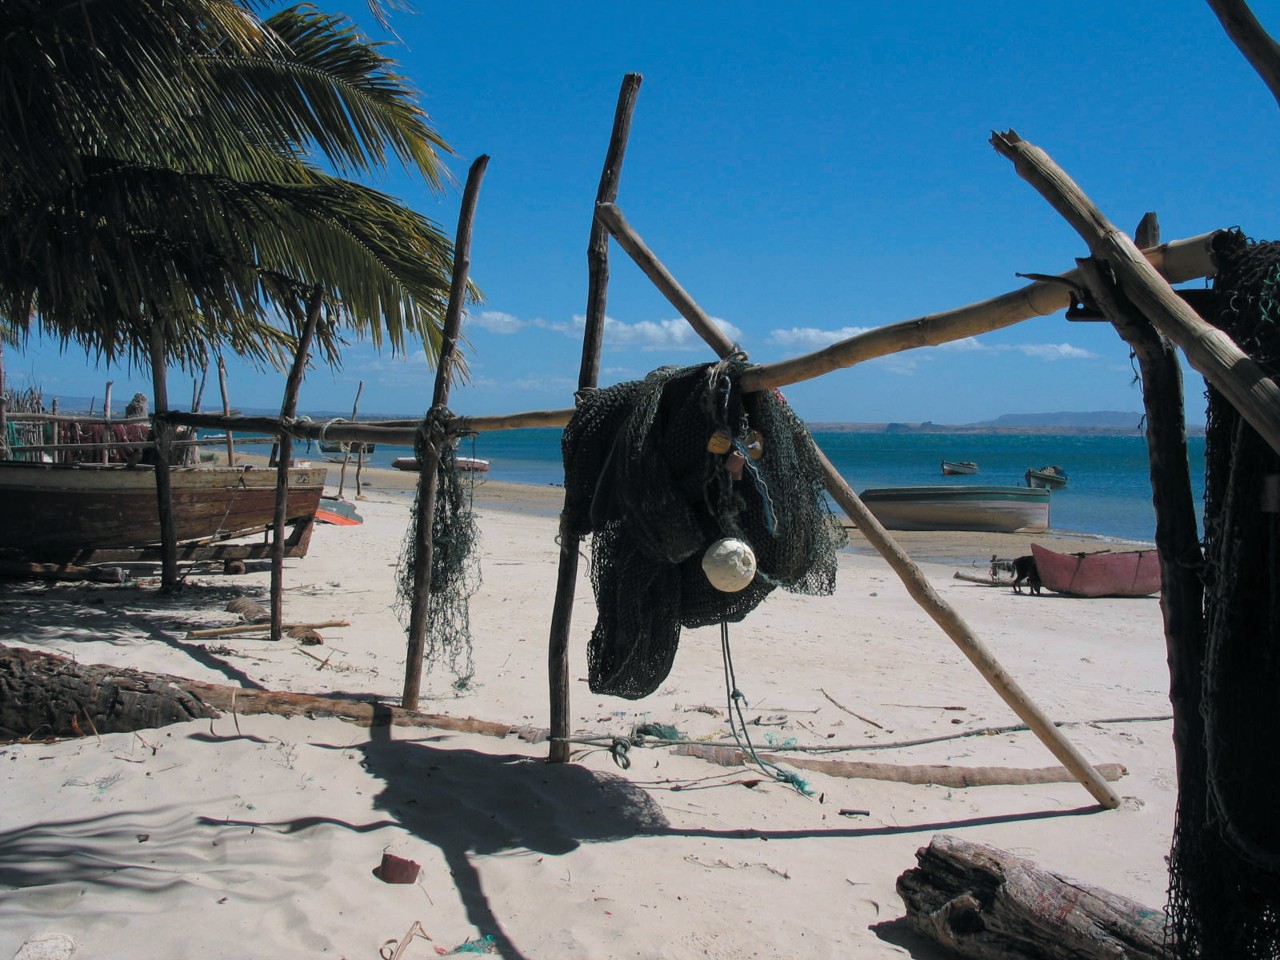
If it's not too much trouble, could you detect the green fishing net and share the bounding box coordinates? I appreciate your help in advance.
[394,411,482,687]
[562,358,846,700]
[1165,229,1280,959]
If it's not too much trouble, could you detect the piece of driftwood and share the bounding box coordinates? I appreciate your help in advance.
[953,571,1013,587]
[185,620,349,639]
[402,155,488,712]
[0,644,513,740]
[897,834,1170,960]
[549,74,642,762]
[671,743,1126,788]
[0,560,125,584]
[1208,0,1280,110]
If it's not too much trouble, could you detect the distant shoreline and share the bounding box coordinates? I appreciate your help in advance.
[808,421,1207,437]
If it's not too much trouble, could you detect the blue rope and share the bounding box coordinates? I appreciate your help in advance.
[720,621,811,795]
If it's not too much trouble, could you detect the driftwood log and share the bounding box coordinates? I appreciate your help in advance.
[897,834,1170,959]
[672,743,1126,788]
[0,644,512,741]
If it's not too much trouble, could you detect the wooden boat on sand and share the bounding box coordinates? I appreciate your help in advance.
[858,485,1050,533]
[1025,465,1069,489]
[941,460,979,475]
[1030,543,1161,597]
[0,461,326,563]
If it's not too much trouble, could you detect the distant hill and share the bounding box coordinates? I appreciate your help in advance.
[810,411,1206,436]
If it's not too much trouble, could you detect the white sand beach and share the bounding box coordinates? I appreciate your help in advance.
[1,465,1176,959]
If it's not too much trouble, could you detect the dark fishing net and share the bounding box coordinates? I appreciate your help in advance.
[394,411,482,687]
[562,358,846,700]
[1166,229,1280,959]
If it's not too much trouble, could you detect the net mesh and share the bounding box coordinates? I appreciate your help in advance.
[1165,229,1280,959]
[394,412,482,688]
[562,359,846,699]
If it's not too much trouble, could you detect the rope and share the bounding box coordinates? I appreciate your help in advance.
[317,417,347,443]
[719,621,811,795]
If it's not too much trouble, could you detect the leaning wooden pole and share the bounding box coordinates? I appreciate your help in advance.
[991,129,1280,457]
[270,288,324,642]
[144,329,179,591]
[1076,216,1206,786]
[401,155,489,712]
[600,205,1121,808]
[548,74,642,762]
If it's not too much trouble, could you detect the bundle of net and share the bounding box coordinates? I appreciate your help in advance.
[562,358,846,699]
[1162,228,1280,960]
[394,413,483,688]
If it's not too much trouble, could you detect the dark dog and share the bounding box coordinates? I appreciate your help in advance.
[1011,555,1041,595]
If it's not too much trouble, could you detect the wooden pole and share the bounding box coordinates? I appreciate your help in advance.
[217,355,235,466]
[1075,214,1206,786]
[548,74,642,763]
[270,288,324,642]
[594,203,1220,394]
[49,397,58,462]
[1207,0,1280,110]
[336,380,365,499]
[0,341,8,459]
[603,204,1121,808]
[144,330,179,591]
[102,380,113,464]
[991,129,1280,457]
[402,155,489,712]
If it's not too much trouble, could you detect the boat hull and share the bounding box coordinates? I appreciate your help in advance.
[392,455,490,472]
[1025,468,1068,489]
[859,485,1050,533]
[1031,543,1161,597]
[941,460,979,476]
[0,461,326,556]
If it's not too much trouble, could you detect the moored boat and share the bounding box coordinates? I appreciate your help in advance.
[858,485,1050,533]
[1030,543,1161,597]
[392,454,490,472]
[941,460,979,475]
[0,460,326,561]
[1025,465,1069,489]
[319,439,375,456]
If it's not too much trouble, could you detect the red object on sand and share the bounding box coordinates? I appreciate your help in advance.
[378,853,421,884]
[1031,543,1161,598]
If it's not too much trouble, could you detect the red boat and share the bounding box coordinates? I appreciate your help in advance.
[1030,543,1161,598]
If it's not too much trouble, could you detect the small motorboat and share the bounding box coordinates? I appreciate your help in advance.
[1025,465,1069,489]
[941,460,979,476]
[858,485,1050,533]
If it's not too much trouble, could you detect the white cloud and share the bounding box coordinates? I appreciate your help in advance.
[769,325,874,348]
[598,315,742,351]
[1004,342,1097,360]
[467,309,535,334]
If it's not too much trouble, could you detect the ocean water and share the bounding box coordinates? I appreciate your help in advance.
[315,427,1206,544]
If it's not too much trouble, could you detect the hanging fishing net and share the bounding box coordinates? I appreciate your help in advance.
[562,358,846,700]
[394,410,482,687]
[1165,229,1280,959]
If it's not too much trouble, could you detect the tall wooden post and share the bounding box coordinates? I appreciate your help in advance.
[145,329,179,591]
[270,288,325,641]
[102,380,113,464]
[596,204,1121,808]
[337,380,365,499]
[1075,213,1205,784]
[217,355,236,466]
[402,155,489,711]
[548,73,642,762]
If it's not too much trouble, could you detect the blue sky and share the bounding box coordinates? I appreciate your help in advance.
[11,1,1280,424]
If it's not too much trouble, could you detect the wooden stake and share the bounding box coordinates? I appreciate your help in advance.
[1075,215,1206,787]
[102,380,113,464]
[217,355,236,466]
[1207,0,1280,110]
[337,380,364,499]
[144,334,179,591]
[991,129,1280,457]
[548,74,642,762]
[402,155,489,712]
[270,289,324,642]
[602,203,1121,809]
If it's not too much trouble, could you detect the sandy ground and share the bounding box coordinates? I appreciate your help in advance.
[0,460,1176,959]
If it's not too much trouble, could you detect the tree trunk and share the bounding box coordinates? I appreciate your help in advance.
[897,834,1170,960]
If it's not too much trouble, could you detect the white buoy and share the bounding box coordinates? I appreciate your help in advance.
[701,538,757,592]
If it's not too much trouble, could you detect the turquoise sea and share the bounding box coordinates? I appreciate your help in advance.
[316,427,1206,544]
